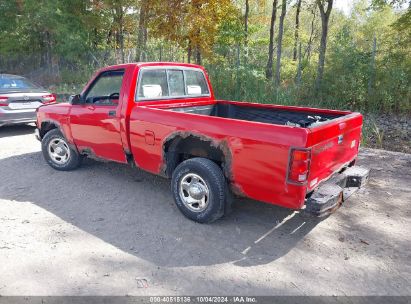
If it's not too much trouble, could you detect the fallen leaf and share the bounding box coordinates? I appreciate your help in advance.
[360,239,370,245]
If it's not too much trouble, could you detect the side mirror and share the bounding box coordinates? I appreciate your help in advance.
[69,94,83,105]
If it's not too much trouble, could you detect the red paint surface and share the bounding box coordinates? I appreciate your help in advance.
[37,63,363,210]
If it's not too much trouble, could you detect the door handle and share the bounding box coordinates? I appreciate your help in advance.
[108,110,116,117]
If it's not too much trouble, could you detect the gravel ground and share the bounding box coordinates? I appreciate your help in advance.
[0,125,410,296]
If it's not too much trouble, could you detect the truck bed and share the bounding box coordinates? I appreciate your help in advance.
[168,102,345,128]
[150,100,362,196]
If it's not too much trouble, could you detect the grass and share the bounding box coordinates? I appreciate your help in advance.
[50,64,410,116]
[371,121,385,149]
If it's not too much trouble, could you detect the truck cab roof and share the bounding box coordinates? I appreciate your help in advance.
[100,62,205,71]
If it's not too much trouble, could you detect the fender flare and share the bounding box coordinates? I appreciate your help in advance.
[161,131,233,180]
[39,119,78,152]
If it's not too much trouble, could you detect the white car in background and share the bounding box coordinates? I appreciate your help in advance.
[0,74,56,127]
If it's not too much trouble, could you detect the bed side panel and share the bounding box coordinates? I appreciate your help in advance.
[129,106,309,209]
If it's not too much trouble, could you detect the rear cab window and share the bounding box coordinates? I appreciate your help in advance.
[136,67,210,101]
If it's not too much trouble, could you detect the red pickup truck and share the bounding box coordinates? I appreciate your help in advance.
[36,62,369,223]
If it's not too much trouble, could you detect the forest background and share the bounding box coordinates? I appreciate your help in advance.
[0,0,410,151]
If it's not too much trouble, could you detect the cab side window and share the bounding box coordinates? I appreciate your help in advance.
[84,70,124,105]
[184,70,210,96]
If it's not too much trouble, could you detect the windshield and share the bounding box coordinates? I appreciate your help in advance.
[0,76,40,91]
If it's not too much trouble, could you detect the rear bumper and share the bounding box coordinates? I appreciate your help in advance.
[304,166,370,217]
[0,108,37,127]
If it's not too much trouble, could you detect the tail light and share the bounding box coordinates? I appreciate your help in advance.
[42,94,57,104]
[0,96,8,106]
[287,148,311,185]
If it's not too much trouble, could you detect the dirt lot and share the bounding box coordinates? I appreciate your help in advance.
[0,125,410,296]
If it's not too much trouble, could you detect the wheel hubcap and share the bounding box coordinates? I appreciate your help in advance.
[179,173,210,212]
[48,138,70,165]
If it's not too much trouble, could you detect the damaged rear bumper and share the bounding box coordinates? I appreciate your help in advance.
[304,166,370,217]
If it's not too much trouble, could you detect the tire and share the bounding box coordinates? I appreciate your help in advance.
[41,129,82,171]
[171,157,227,223]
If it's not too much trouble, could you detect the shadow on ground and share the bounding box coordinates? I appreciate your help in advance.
[0,124,35,139]
[0,147,323,268]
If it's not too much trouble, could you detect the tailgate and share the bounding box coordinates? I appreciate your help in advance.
[306,113,363,191]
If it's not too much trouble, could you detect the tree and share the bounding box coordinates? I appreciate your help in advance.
[304,3,318,62]
[113,2,126,62]
[147,0,239,64]
[6,0,93,72]
[244,0,250,45]
[103,0,136,63]
[265,0,278,79]
[293,0,302,61]
[88,0,136,63]
[371,0,411,46]
[136,0,149,61]
[393,8,411,46]
[315,0,333,92]
[0,0,23,55]
[275,0,287,86]
[371,0,409,8]
[296,42,302,84]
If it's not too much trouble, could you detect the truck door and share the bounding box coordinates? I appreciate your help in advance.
[69,69,127,163]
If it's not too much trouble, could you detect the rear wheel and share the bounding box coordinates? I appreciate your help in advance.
[171,157,227,223]
[41,129,81,171]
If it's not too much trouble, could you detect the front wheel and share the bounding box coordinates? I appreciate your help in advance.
[171,157,227,223]
[41,129,82,171]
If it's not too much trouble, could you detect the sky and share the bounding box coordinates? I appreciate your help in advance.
[331,0,408,15]
[334,0,356,15]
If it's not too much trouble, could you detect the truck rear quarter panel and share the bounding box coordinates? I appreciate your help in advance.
[129,105,310,209]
